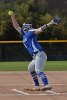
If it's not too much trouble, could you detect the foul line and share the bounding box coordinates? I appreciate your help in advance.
[0,83,67,96]
[12,89,29,95]
[12,89,67,96]
[46,90,60,95]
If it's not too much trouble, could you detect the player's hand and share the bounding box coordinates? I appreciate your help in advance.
[50,17,61,25]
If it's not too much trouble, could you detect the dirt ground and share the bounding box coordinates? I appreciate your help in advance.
[0,71,67,100]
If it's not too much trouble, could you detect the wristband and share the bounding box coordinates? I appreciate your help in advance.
[41,24,48,31]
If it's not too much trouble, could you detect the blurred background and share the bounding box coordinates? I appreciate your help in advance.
[0,0,67,61]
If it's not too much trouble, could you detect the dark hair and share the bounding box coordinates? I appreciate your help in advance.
[25,21,32,25]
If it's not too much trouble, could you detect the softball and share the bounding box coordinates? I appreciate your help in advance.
[8,11,14,16]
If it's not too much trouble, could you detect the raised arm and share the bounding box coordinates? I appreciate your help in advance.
[11,14,21,34]
[34,22,52,34]
[34,17,61,34]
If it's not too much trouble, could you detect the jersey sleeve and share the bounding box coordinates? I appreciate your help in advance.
[26,29,35,38]
[20,29,25,36]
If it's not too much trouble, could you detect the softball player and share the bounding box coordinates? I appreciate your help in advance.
[11,14,60,91]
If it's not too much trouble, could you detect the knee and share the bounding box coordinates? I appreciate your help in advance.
[28,65,35,73]
[35,69,41,75]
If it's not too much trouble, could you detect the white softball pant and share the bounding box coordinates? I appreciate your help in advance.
[28,51,47,74]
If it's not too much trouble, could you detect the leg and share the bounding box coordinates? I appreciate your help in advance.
[28,60,39,86]
[35,51,48,86]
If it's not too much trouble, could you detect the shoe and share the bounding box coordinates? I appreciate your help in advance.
[33,86,41,91]
[41,85,52,91]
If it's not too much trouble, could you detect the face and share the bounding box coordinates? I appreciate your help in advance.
[22,23,32,33]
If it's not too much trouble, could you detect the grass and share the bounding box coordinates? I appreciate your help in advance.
[44,61,67,71]
[0,61,67,71]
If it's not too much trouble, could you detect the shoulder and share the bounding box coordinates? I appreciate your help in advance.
[28,29,35,32]
[24,29,35,38]
[28,29,36,35]
[21,29,25,35]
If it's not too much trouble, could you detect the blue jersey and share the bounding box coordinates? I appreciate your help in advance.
[21,29,43,56]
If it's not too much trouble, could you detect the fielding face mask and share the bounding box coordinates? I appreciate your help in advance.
[22,23,32,33]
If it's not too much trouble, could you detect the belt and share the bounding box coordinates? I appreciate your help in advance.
[34,51,39,54]
[33,50,42,55]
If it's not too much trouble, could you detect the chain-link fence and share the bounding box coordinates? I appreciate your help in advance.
[0,40,67,61]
